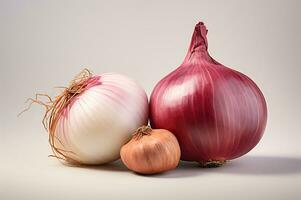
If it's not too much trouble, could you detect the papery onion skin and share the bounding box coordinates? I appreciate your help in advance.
[120,126,181,174]
[54,73,148,165]
[150,22,267,164]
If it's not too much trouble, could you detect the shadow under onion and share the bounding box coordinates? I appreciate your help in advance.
[61,155,301,178]
[66,159,129,172]
[216,155,301,175]
[150,155,301,178]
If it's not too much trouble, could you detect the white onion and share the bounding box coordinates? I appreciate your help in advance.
[51,72,148,164]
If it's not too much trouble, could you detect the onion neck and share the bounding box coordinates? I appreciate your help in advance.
[133,126,152,140]
[184,22,208,61]
[183,22,220,65]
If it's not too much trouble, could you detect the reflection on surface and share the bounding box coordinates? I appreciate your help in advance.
[163,76,198,106]
[217,155,301,175]
[154,155,301,178]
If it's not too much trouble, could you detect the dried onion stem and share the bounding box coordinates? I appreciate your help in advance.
[132,125,152,140]
[19,69,94,164]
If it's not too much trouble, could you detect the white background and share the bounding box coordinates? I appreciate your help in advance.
[1,0,301,199]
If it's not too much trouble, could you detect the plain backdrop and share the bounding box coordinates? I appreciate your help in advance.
[1,0,301,200]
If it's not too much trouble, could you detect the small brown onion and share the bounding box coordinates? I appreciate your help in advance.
[120,126,181,174]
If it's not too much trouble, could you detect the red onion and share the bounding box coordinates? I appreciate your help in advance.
[150,22,267,167]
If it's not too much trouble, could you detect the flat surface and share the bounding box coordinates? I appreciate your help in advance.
[1,137,301,200]
[1,0,301,199]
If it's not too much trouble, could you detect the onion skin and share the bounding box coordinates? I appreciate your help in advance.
[150,22,267,164]
[54,73,148,165]
[120,127,181,174]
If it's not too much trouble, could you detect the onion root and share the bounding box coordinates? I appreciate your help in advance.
[199,160,226,168]
[19,69,95,164]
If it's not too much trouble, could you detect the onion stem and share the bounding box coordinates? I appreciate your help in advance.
[132,125,152,140]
